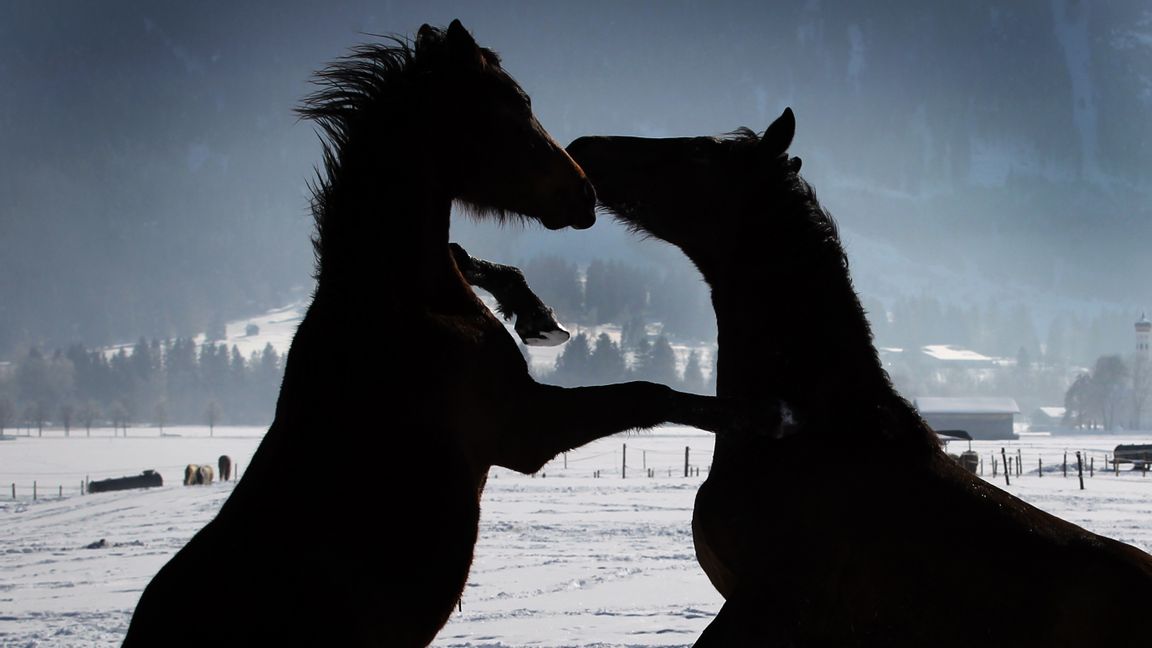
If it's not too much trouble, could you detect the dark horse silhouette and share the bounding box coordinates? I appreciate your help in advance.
[569,109,1152,646]
[123,21,754,647]
[217,455,232,482]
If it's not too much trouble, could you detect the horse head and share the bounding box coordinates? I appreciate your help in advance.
[567,108,811,282]
[416,20,595,230]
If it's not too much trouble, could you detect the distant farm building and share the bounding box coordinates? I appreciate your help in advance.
[914,397,1020,440]
[1030,406,1067,433]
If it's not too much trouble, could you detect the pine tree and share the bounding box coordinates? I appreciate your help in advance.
[621,316,648,351]
[683,350,705,394]
[637,335,679,386]
[553,332,592,387]
[589,332,626,384]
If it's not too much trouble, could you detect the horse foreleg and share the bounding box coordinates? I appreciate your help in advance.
[495,380,774,474]
[449,243,569,347]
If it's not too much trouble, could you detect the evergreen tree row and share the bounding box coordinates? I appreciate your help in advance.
[547,331,712,395]
[0,338,283,434]
[518,256,715,343]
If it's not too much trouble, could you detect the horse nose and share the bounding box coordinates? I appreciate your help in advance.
[581,178,597,209]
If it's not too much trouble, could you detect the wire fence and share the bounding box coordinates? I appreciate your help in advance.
[6,442,1151,503]
[4,462,243,502]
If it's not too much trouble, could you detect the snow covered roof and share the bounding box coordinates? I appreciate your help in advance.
[1035,406,1066,419]
[914,397,1020,415]
[920,344,996,363]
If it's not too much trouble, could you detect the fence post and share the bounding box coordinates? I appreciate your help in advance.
[1038,457,1042,477]
[1016,449,1022,476]
[1116,454,1120,476]
[622,443,627,479]
[1076,451,1085,490]
[684,446,690,478]
[11,483,14,499]
[1001,448,1010,486]
[33,481,37,500]
[642,450,646,471]
[992,458,997,477]
[563,453,567,470]
[1063,452,1068,478]
[58,485,62,498]
[1090,457,1094,478]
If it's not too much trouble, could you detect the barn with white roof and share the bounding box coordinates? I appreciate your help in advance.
[913,396,1020,440]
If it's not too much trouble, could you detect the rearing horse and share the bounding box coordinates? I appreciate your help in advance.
[569,108,1152,646]
[123,21,753,647]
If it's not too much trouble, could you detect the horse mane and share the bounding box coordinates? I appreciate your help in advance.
[719,125,850,275]
[297,35,420,279]
[719,128,912,429]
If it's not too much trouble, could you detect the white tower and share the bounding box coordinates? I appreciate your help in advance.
[1137,313,1151,355]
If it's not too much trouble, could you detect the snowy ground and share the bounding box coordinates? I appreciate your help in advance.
[3,428,1151,647]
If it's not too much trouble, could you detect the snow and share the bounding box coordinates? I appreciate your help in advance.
[914,396,1021,415]
[3,428,1152,646]
[920,344,998,364]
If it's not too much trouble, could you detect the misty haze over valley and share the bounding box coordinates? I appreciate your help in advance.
[2,0,1152,425]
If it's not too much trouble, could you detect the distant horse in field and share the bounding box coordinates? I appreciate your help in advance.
[217,455,232,482]
[183,464,214,486]
[123,21,755,648]
[569,108,1152,646]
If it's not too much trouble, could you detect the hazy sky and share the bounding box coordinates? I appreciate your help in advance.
[2,1,1150,354]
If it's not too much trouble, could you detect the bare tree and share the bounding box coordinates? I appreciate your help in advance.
[60,402,75,437]
[79,400,100,437]
[0,398,13,435]
[1064,373,1091,430]
[108,401,128,436]
[1094,355,1128,432]
[155,400,168,435]
[25,402,45,437]
[205,400,221,437]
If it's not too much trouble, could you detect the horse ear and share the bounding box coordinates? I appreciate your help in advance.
[760,107,796,158]
[415,23,438,56]
[445,19,484,68]
[789,157,803,173]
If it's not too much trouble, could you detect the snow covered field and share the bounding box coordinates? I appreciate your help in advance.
[3,428,1151,647]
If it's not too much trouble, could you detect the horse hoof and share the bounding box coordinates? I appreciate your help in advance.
[515,308,570,347]
[521,326,571,347]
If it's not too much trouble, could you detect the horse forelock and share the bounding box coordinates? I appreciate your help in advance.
[723,126,760,144]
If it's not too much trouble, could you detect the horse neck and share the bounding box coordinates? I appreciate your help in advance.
[709,221,898,426]
[311,133,467,314]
